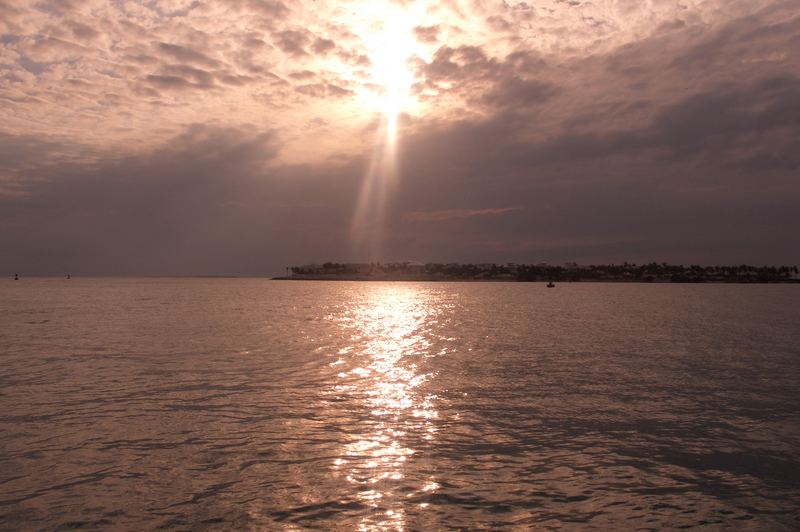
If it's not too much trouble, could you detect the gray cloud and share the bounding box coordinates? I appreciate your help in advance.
[228,0,289,18]
[1,0,798,274]
[406,207,521,222]
[478,76,558,110]
[295,82,354,98]
[312,37,336,55]
[413,25,440,43]
[155,42,221,68]
[273,30,311,57]
[1,125,360,275]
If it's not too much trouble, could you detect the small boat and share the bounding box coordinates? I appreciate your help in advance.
[546,281,555,288]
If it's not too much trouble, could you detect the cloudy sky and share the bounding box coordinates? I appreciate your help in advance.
[1,0,798,275]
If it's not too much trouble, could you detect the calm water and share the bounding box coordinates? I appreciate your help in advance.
[1,279,799,530]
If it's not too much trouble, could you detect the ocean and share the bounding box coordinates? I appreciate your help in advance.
[1,278,799,530]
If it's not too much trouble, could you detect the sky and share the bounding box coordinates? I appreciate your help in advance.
[1,0,798,275]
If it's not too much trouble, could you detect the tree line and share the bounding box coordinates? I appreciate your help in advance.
[289,262,799,282]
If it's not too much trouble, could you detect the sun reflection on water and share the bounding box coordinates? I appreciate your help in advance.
[329,286,440,530]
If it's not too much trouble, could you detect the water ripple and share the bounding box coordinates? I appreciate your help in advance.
[1,279,799,529]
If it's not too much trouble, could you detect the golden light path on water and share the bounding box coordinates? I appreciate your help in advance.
[329,286,441,531]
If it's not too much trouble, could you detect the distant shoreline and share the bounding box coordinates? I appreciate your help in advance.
[272,275,800,284]
[278,261,800,284]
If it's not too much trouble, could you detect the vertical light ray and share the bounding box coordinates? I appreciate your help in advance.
[351,117,398,261]
[349,2,421,260]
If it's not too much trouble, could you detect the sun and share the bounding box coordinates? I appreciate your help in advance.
[349,2,431,257]
[352,3,427,130]
[370,19,416,123]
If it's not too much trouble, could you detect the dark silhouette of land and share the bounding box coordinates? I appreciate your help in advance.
[275,262,800,283]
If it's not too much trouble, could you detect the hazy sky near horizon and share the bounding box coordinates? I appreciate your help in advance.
[1,0,799,275]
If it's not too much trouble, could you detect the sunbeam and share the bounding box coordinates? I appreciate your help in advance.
[349,3,424,259]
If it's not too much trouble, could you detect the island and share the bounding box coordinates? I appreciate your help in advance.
[274,262,800,283]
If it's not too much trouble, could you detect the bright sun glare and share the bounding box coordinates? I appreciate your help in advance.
[349,3,430,258]
[354,3,425,130]
[371,24,415,132]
